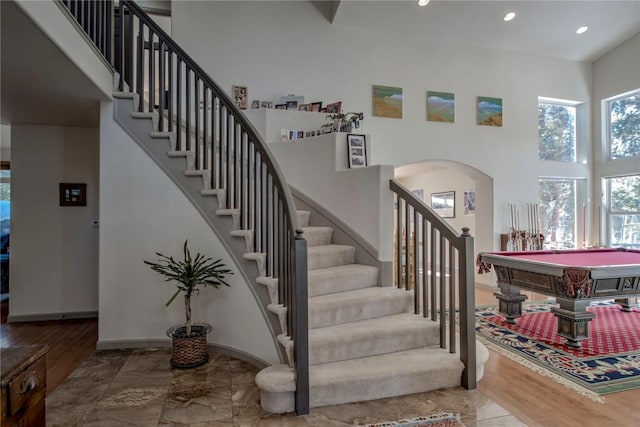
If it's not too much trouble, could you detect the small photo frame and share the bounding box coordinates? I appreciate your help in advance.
[310,102,323,112]
[347,134,367,168]
[275,104,287,110]
[232,85,248,109]
[251,100,260,109]
[286,100,298,110]
[431,191,455,218]
[298,103,312,112]
[326,101,342,114]
[261,101,273,109]
[59,183,87,206]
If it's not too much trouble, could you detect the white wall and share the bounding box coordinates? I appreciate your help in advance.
[592,33,640,245]
[9,125,99,318]
[268,132,394,261]
[171,0,592,251]
[99,102,279,365]
[398,171,476,242]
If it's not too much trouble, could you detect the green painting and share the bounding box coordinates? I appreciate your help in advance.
[372,85,402,119]
[427,91,455,123]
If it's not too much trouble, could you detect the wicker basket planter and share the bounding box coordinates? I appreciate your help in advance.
[167,322,212,369]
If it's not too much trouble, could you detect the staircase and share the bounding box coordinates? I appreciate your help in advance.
[59,0,487,416]
[256,209,488,413]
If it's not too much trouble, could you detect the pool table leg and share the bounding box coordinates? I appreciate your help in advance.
[550,298,595,348]
[494,284,528,324]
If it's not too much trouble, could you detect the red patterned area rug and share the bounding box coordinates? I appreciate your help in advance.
[476,301,640,401]
[363,413,464,427]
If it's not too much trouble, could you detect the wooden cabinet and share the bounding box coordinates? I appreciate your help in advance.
[1,345,48,427]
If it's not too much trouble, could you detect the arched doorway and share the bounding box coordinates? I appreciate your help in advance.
[395,160,494,288]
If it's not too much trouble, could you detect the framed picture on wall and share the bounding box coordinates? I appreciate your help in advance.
[347,134,367,168]
[232,85,248,109]
[59,183,87,206]
[431,191,455,218]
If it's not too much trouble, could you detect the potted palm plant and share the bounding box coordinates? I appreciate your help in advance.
[144,240,233,368]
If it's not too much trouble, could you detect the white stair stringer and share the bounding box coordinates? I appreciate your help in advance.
[216,208,240,230]
[256,276,279,305]
[202,189,227,210]
[231,229,254,252]
[131,111,159,131]
[184,169,212,190]
[168,150,196,171]
[150,131,177,151]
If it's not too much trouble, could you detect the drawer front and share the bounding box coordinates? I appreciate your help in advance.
[7,356,46,424]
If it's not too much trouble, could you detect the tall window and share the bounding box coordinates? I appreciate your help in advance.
[607,90,640,160]
[605,175,640,248]
[539,178,584,249]
[538,100,577,162]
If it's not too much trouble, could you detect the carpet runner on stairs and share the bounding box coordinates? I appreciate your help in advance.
[254,209,488,413]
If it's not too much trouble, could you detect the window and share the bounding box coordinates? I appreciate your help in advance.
[538,100,577,162]
[539,179,576,249]
[606,90,640,160]
[605,175,640,248]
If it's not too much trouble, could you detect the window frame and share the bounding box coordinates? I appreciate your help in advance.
[604,89,640,161]
[537,97,583,164]
[603,174,640,248]
[538,177,587,249]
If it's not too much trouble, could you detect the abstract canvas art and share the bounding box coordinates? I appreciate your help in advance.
[477,96,503,126]
[372,85,402,119]
[427,91,455,123]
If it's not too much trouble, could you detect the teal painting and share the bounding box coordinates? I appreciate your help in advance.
[477,96,503,127]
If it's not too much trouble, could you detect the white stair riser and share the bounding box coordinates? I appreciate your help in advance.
[307,246,355,270]
[308,265,378,297]
[302,227,333,247]
[309,292,412,328]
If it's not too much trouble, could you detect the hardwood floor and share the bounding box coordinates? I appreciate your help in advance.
[2,291,640,426]
[0,300,98,395]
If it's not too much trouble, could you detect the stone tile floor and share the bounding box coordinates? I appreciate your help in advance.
[46,348,527,426]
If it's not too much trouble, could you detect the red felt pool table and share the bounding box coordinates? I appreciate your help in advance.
[478,248,640,347]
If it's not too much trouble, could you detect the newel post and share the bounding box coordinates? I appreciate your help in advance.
[459,227,477,389]
[294,230,309,415]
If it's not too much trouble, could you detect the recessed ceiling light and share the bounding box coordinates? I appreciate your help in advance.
[576,25,589,34]
[418,0,430,6]
[504,12,516,22]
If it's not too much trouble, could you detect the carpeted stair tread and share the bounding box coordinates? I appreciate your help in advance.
[308,286,412,328]
[308,264,379,297]
[297,210,311,227]
[255,347,464,412]
[301,226,333,247]
[308,313,441,365]
[307,245,355,270]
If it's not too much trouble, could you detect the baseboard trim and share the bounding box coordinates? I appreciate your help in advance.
[7,310,98,322]
[96,339,270,369]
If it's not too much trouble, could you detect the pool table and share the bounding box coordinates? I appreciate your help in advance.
[478,248,640,347]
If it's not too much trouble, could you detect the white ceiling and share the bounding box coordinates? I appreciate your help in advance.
[330,0,640,62]
[1,0,638,129]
